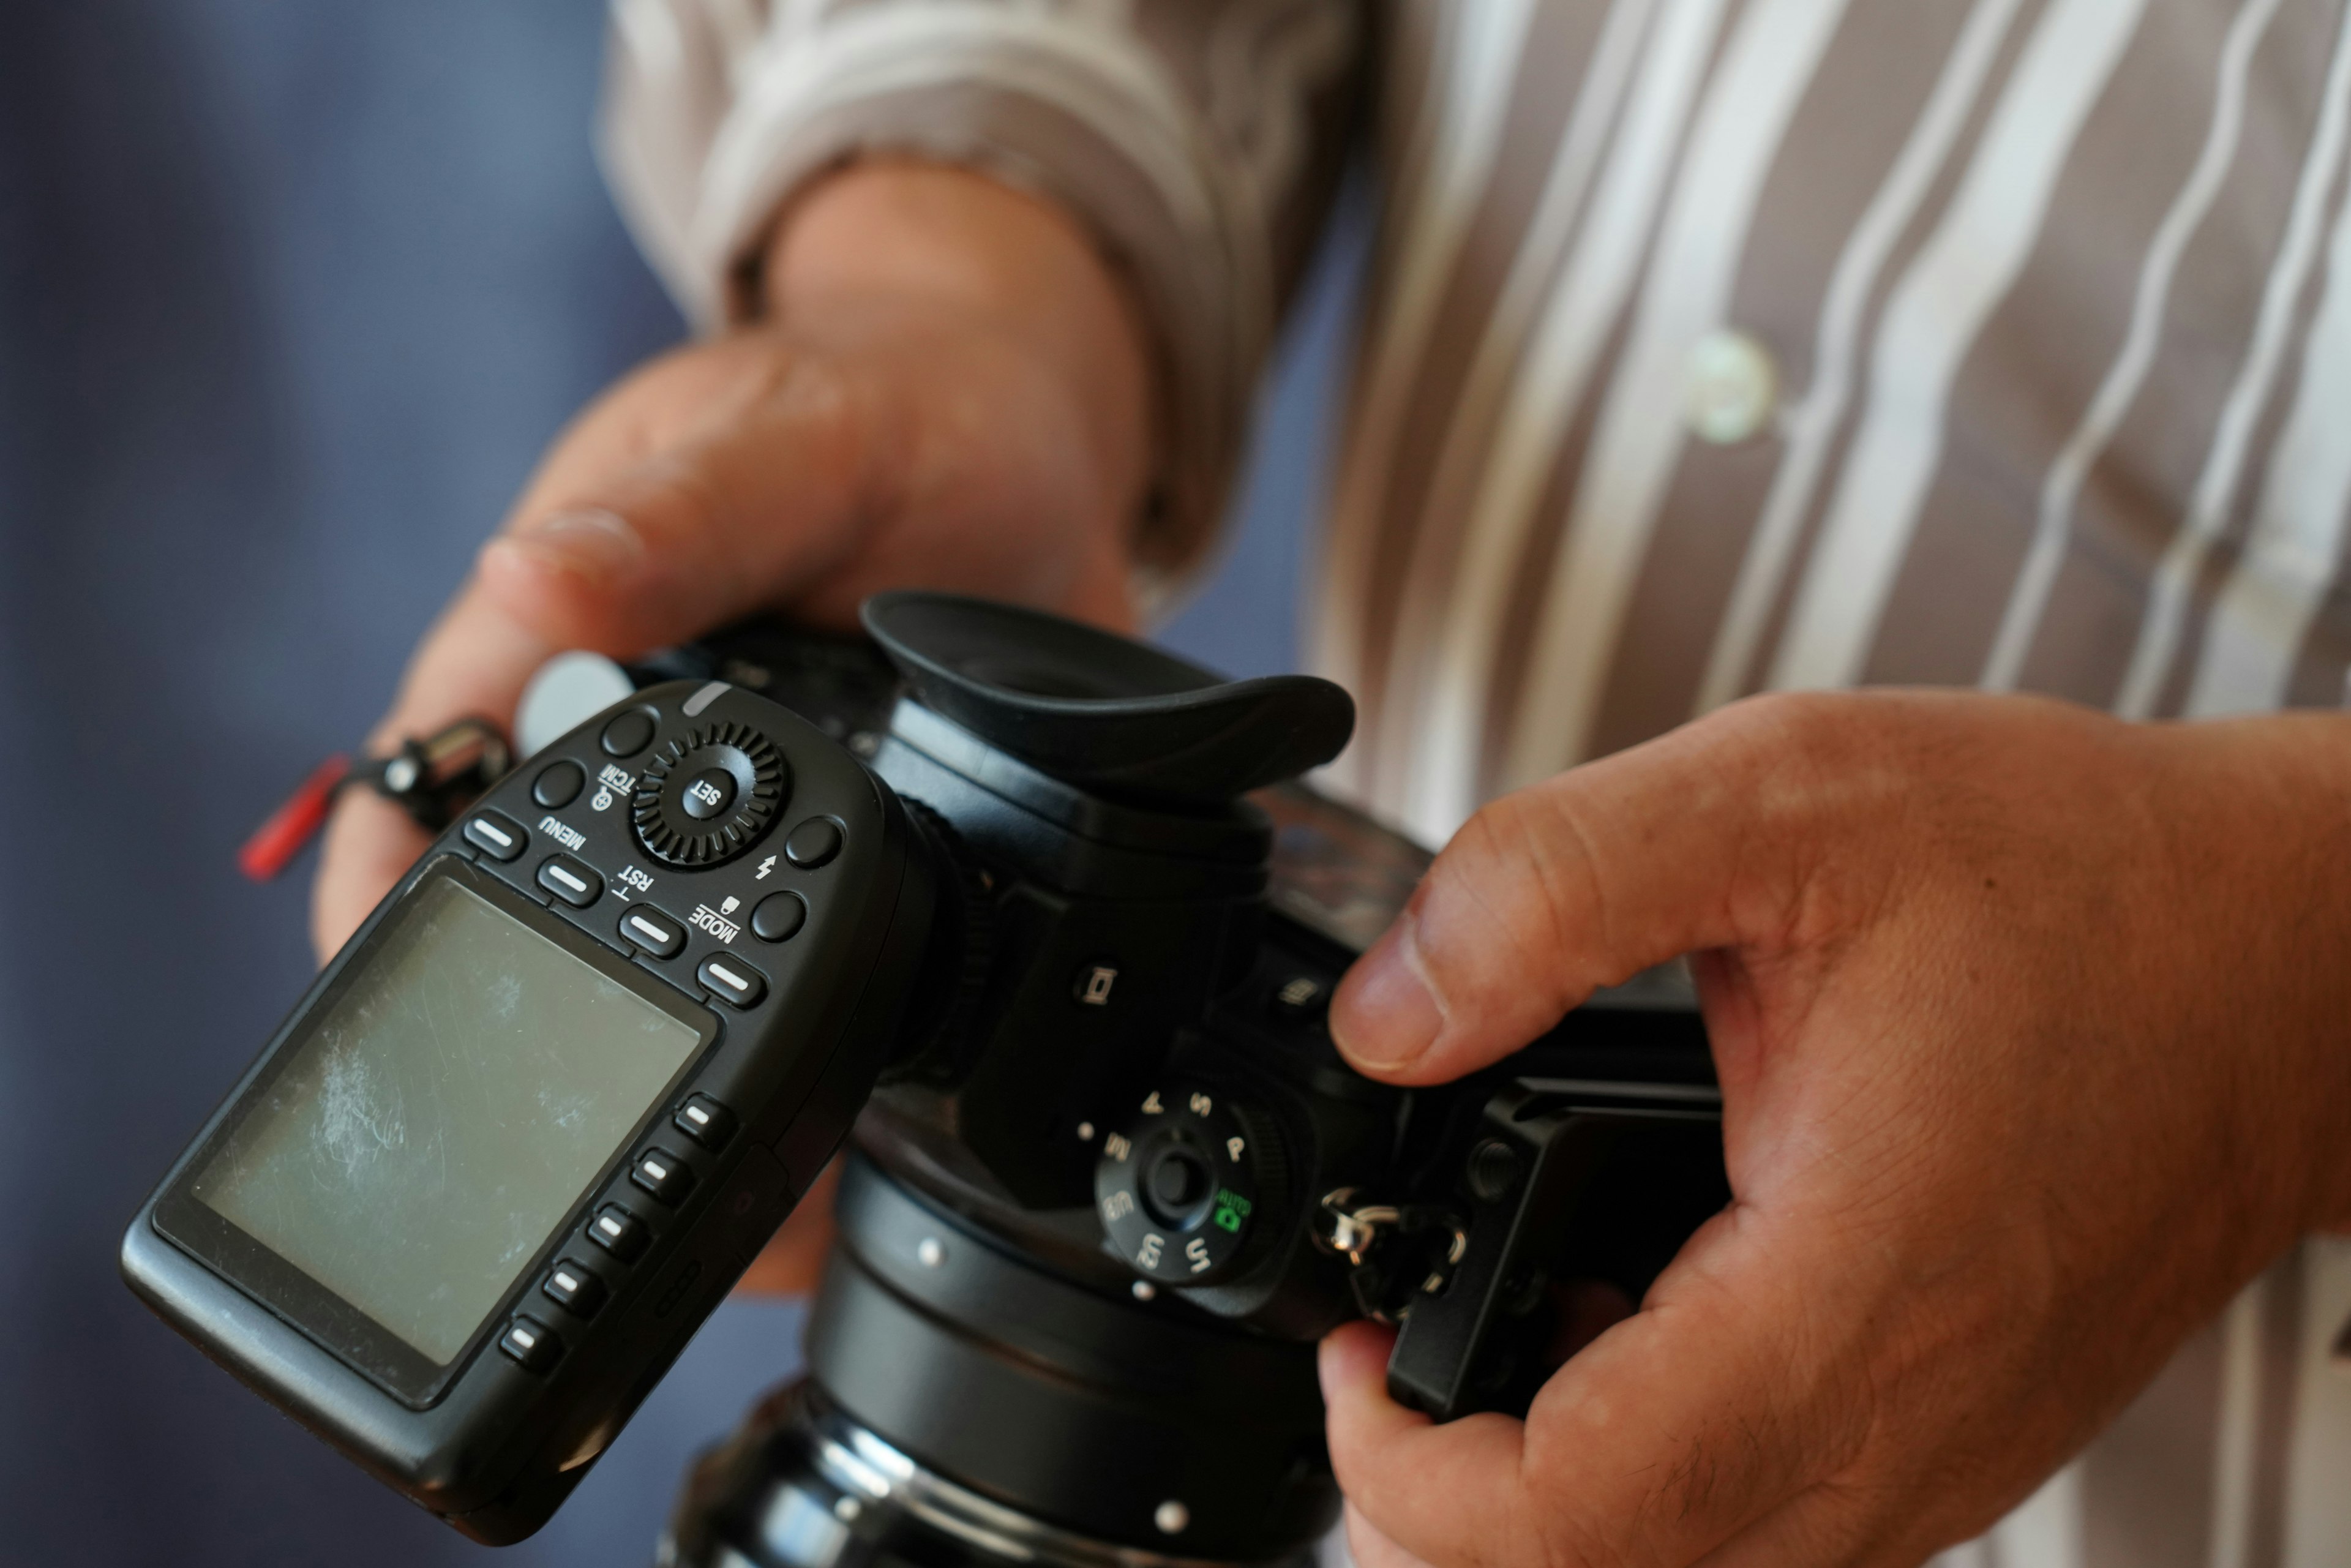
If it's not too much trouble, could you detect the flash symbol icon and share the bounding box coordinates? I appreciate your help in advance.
[754,855,777,880]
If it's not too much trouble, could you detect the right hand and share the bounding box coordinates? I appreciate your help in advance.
[312,160,1155,1292]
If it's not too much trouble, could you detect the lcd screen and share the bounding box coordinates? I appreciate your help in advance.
[197,876,705,1364]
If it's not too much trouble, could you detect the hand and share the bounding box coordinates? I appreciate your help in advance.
[312,159,1152,959]
[1321,691,2351,1566]
[312,160,1152,1294]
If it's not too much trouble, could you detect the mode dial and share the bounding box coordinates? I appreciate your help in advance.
[1095,1080,1284,1287]
[631,722,790,868]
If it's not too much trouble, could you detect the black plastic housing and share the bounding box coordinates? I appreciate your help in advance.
[122,680,937,1542]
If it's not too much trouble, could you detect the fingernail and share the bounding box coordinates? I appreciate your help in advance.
[1329,916,1442,1073]
[498,507,645,587]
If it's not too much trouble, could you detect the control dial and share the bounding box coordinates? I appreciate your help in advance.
[631,722,790,868]
[1095,1080,1284,1286]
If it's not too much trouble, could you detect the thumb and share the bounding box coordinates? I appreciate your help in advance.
[476,335,879,656]
[1330,696,1847,1085]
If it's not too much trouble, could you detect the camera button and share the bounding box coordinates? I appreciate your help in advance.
[617,905,686,959]
[630,1147,696,1206]
[497,1315,563,1373]
[751,891,807,943]
[601,708,658,759]
[588,1204,650,1262]
[462,810,527,862]
[537,855,603,908]
[674,1094,737,1151]
[783,817,842,869]
[532,760,585,809]
[696,954,767,1008]
[680,767,737,820]
[541,1260,607,1319]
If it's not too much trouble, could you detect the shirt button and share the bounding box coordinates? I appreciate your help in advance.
[1685,328,1779,445]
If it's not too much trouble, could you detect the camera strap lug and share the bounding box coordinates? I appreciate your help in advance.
[1314,1188,1469,1325]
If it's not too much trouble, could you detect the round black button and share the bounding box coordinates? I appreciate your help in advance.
[1147,1149,1209,1215]
[784,818,843,868]
[532,760,585,810]
[601,708,657,758]
[751,891,808,943]
[679,767,736,821]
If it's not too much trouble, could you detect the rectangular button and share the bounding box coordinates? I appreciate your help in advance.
[696,953,766,1008]
[587,1203,648,1262]
[630,1147,696,1206]
[542,1259,607,1318]
[537,855,603,908]
[618,905,686,958]
[673,1094,737,1152]
[463,811,525,862]
[498,1315,562,1373]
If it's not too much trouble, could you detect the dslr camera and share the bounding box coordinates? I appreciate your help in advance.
[123,594,1727,1566]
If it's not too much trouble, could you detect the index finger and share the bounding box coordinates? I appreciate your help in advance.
[309,573,561,958]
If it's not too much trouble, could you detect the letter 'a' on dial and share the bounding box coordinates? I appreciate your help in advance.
[1095,1082,1285,1286]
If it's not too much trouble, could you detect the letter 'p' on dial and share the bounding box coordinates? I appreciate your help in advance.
[1093,1081,1284,1287]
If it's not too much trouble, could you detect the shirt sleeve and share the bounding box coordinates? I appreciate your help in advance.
[598,0,1365,598]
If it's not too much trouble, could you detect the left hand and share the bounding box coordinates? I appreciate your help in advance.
[1321,691,2351,1567]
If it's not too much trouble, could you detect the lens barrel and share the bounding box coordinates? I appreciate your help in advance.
[664,1157,1338,1568]
[659,1382,1321,1568]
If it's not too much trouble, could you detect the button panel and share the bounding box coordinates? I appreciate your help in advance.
[588,1204,649,1262]
[537,855,602,908]
[463,811,526,862]
[498,1315,563,1373]
[674,1094,737,1152]
[697,954,767,1008]
[542,1260,607,1319]
[630,1147,696,1206]
[617,905,686,959]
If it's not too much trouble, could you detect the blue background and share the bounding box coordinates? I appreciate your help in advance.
[0,2,1363,1561]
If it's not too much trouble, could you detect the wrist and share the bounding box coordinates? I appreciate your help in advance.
[2172,713,2351,1233]
[758,159,1156,535]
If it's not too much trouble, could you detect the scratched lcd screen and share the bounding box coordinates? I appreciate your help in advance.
[197,877,703,1363]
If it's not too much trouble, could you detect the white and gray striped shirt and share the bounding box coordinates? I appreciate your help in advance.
[601,1,2351,1560]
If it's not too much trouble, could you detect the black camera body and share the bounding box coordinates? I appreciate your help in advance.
[124,595,1727,1562]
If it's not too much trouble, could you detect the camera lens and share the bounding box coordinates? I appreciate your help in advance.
[662,1382,1321,1568]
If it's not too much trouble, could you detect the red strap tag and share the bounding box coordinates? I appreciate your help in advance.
[238,755,353,882]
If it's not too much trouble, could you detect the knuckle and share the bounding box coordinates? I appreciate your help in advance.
[1441,792,1602,981]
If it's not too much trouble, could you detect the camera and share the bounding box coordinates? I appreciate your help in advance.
[123,594,1727,1562]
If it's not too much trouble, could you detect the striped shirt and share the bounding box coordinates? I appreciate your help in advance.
[600,2,2351,1561]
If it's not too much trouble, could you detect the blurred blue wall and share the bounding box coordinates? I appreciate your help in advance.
[0,4,1362,1561]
